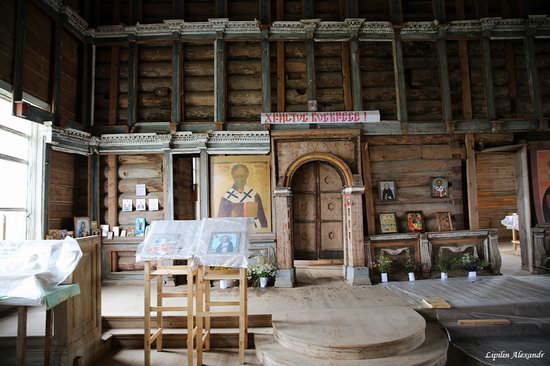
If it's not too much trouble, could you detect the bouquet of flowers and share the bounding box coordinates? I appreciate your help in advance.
[458,253,489,272]
[374,254,393,273]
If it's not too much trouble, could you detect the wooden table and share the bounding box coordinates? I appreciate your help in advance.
[0,284,80,366]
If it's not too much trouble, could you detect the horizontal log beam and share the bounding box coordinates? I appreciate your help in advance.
[14,102,55,123]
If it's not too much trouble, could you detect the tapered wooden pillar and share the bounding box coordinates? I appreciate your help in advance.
[273,187,295,287]
[343,186,371,285]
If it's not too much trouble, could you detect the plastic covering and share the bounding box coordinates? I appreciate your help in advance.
[501,213,519,230]
[135,220,202,262]
[194,217,253,268]
[0,237,83,300]
[135,218,254,268]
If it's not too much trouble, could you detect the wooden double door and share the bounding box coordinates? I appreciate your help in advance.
[292,161,344,260]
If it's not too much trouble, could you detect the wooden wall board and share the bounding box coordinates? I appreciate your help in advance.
[22,2,53,104]
[48,150,89,231]
[0,0,15,85]
[476,152,517,239]
[60,30,80,122]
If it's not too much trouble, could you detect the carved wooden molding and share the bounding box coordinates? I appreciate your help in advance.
[283,152,355,187]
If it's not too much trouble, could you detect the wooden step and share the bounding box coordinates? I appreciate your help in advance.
[256,323,448,366]
[272,307,426,360]
[102,314,272,330]
[102,327,272,349]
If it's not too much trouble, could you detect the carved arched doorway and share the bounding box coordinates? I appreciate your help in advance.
[291,161,344,261]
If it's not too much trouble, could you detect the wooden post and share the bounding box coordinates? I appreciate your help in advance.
[303,0,314,18]
[474,0,488,18]
[261,33,271,114]
[524,35,542,120]
[346,0,359,17]
[16,307,27,366]
[481,36,496,120]
[81,41,91,128]
[276,0,285,112]
[456,0,472,120]
[143,262,151,366]
[214,36,226,129]
[51,13,65,123]
[44,308,53,366]
[130,0,141,24]
[465,134,479,230]
[12,0,26,111]
[88,155,100,222]
[107,155,118,228]
[273,188,293,270]
[108,46,120,125]
[171,33,182,124]
[432,0,446,23]
[342,42,353,111]
[392,36,408,123]
[349,37,362,111]
[259,0,270,23]
[127,37,138,128]
[361,141,375,235]
[163,151,174,220]
[43,146,51,237]
[437,39,452,123]
[216,0,227,17]
[516,146,533,271]
[199,150,209,219]
[306,40,316,109]
[389,0,403,24]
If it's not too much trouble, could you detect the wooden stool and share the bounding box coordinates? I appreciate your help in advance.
[143,261,198,366]
[196,267,248,365]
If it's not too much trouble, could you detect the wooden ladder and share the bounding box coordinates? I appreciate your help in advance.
[143,261,198,366]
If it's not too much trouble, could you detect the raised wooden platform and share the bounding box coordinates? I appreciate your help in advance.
[272,307,426,360]
[256,323,448,366]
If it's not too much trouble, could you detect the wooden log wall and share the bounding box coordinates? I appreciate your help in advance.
[23,2,53,104]
[358,1,389,20]
[228,0,259,21]
[476,152,517,240]
[183,42,214,122]
[120,43,172,123]
[402,0,435,21]
[173,156,195,220]
[48,150,89,231]
[285,42,307,112]
[0,0,15,85]
[535,40,550,116]
[368,136,465,233]
[226,41,263,121]
[360,42,397,120]
[183,0,216,22]
[101,154,165,228]
[447,41,465,120]
[60,30,81,122]
[94,47,114,125]
[142,0,172,23]
[467,41,488,119]
[403,41,443,121]
[314,43,344,112]
[490,40,531,119]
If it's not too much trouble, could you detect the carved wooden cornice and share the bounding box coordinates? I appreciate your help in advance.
[207,131,270,154]
[99,133,172,153]
[48,125,93,156]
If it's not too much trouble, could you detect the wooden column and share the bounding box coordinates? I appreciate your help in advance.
[349,37,362,110]
[303,0,314,18]
[516,146,533,271]
[390,0,407,123]
[465,134,479,230]
[199,150,209,219]
[437,38,453,124]
[474,0,488,18]
[392,36,408,123]
[259,0,270,23]
[163,151,174,220]
[16,307,27,366]
[52,14,65,123]
[127,36,138,128]
[130,0,141,24]
[107,155,118,228]
[12,0,27,111]
[216,0,227,17]
[261,32,271,114]
[108,46,120,125]
[43,146,51,238]
[346,0,359,17]
[456,0,472,120]
[81,41,91,129]
[306,40,317,109]
[524,35,542,120]
[361,141,375,235]
[276,0,285,112]
[343,188,365,267]
[89,154,100,222]
[273,187,294,287]
[171,33,182,124]
[481,36,496,120]
[214,35,226,129]
[432,0,446,23]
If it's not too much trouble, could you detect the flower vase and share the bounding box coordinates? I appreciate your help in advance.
[468,271,477,281]
[408,272,415,281]
[220,279,229,289]
[441,272,448,280]
[381,273,388,283]
[260,277,268,288]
